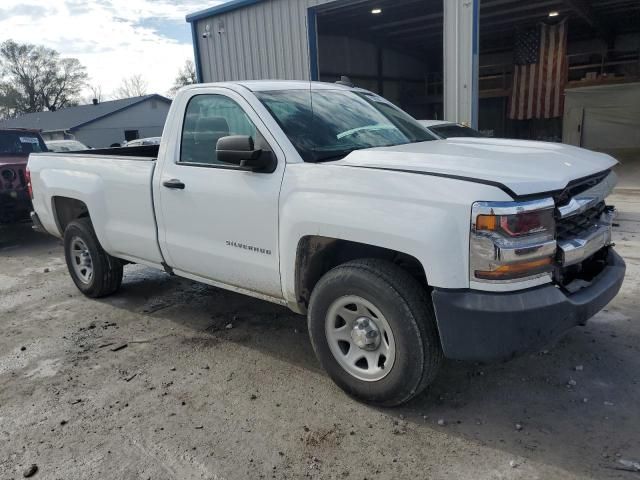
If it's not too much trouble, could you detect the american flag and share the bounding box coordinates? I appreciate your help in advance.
[508,21,568,120]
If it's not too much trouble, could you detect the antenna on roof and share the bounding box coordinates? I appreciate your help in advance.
[335,76,354,88]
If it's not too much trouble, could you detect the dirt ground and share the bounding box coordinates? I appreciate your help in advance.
[1,190,638,480]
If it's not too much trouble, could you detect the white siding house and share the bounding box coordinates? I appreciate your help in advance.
[0,95,171,148]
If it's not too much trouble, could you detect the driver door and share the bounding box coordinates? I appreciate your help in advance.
[156,89,286,298]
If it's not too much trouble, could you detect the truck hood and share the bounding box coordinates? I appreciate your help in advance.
[331,138,618,197]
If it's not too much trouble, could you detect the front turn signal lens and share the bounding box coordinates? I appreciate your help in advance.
[475,257,553,280]
[476,214,498,231]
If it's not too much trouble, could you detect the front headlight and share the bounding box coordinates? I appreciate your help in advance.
[470,198,556,285]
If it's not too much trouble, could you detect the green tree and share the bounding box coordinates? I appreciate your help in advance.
[0,40,88,119]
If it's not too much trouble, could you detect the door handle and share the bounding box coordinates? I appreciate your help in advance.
[163,179,185,190]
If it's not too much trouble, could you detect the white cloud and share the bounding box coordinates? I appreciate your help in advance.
[0,0,222,99]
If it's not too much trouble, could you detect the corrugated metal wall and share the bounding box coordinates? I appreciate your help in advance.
[194,0,334,83]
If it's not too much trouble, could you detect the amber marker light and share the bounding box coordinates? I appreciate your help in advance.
[475,257,553,280]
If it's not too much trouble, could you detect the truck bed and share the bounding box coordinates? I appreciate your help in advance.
[28,151,164,267]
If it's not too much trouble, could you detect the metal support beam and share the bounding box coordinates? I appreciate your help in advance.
[376,47,384,95]
[443,0,480,128]
[190,21,204,83]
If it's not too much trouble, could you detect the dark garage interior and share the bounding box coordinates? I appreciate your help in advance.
[314,0,640,151]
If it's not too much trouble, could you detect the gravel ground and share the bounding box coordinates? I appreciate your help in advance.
[0,190,639,480]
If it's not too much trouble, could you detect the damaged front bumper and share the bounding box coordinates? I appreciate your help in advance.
[431,248,625,362]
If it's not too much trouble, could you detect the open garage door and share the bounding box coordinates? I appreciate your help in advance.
[313,0,445,120]
[312,0,640,144]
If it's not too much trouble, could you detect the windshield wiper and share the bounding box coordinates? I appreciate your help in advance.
[313,150,357,163]
[313,142,405,162]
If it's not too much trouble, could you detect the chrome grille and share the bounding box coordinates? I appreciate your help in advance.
[556,202,606,242]
[554,170,610,208]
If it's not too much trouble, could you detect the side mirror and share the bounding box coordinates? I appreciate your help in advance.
[216,135,275,172]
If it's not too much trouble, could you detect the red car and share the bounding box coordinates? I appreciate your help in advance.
[0,128,47,224]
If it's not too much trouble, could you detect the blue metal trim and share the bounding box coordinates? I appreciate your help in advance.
[308,6,319,81]
[186,0,265,23]
[191,22,204,83]
[471,0,480,129]
[68,95,172,131]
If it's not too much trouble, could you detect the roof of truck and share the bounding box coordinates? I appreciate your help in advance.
[181,80,359,93]
[238,80,355,92]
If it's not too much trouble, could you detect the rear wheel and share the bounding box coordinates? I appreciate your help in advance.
[64,218,123,298]
[308,259,443,406]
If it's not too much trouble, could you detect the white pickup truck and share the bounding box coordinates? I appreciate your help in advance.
[28,81,625,406]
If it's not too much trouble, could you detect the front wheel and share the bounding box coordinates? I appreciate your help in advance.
[308,259,443,407]
[64,218,123,298]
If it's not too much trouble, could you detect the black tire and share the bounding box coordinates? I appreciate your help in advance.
[308,258,443,407]
[63,218,123,298]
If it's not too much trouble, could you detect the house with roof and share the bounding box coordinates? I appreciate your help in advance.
[0,94,171,148]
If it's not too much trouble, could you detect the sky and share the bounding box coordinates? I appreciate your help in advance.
[0,0,224,99]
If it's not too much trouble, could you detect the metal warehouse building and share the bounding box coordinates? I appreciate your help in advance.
[186,0,640,154]
[187,0,480,126]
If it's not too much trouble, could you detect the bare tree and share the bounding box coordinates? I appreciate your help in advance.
[0,84,21,119]
[86,84,104,103]
[169,60,197,96]
[115,74,148,99]
[0,40,87,118]
[41,58,88,111]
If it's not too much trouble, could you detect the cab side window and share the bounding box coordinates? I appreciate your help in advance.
[180,95,258,166]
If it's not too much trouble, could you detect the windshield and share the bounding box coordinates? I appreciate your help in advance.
[257,89,437,162]
[430,124,485,139]
[0,131,47,155]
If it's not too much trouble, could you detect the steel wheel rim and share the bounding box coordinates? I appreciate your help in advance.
[325,295,396,382]
[70,237,93,284]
